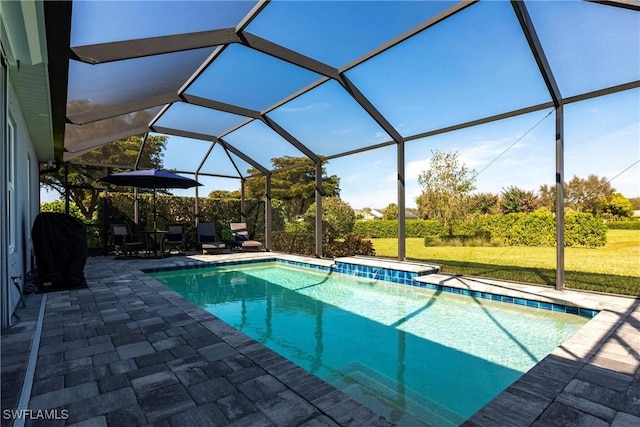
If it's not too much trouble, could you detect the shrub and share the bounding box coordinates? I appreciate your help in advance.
[304,197,355,241]
[603,193,633,219]
[40,200,84,219]
[354,219,444,238]
[425,232,496,247]
[290,211,609,250]
[97,193,278,251]
[510,212,555,246]
[272,231,315,255]
[271,231,374,258]
[354,220,396,238]
[565,213,607,247]
[475,211,606,247]
[499,186,538,214]
[284,220,309,233]
[325,235,376,258]
[409,220,445,238]
[606,220,640,230]
[451,221,480,238]
[424,235,441,246]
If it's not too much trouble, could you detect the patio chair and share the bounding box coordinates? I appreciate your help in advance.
[197,222,226,255]
[230,222,263,252]
[110,224,144,259]
[164,224,186,255]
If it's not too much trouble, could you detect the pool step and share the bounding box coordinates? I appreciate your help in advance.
[335,363,465,427]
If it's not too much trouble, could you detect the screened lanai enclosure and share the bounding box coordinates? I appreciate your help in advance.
[44,0,639,289]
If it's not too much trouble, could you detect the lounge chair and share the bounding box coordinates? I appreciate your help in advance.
[230,222,263,252]
[197,223,226,255]
[164,224,185,255]
[111,224,144,259]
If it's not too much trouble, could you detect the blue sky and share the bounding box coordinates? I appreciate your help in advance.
[333,89,639,209]
[43,0,640,210]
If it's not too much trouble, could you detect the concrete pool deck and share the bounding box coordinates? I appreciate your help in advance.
[1,252,639,426]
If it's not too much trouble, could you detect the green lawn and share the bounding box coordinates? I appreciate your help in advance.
[370,230,640,296]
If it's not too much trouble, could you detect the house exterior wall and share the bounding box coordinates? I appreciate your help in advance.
[2,68,39,327]
[1,0,52,328]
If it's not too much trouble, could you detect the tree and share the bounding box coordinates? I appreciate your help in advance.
[383,203,398,220]
[40,200,84,219]
[603,193,633,219]
[499,186,538,214]
[540,176,619,216]
[40,134,167,220]
[565,174,615,216]
[416,150,477,236]
[208,189,241,199]
[468,192,499,215]
[245,156,340,222]
[538,184,556,212]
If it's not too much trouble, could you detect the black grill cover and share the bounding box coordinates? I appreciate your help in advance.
[32,212,88,292]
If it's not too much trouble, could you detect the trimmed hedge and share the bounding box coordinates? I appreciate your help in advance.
[354,219,443,238]
[479,212,556,246]
[100,193,278,251]
[564,212,608,247]
[606,220,640,230]
[480,211,606,247]
[271,231,375,257]
[355,212,607,248]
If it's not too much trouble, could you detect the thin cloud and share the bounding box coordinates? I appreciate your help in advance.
[277,102,329,113]
[460,138,529,169]
[405,158,430,180]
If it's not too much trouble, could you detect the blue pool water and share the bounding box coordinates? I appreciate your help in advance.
[150,262,588,426]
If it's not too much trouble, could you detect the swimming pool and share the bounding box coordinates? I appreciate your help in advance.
[150,260,588,426]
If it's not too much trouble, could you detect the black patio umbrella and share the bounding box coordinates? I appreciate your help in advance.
[100,169,202,229]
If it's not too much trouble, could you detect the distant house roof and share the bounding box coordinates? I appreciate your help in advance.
[405,209,418,219]
[356,209,384,220]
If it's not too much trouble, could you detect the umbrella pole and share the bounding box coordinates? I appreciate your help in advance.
[134,188,139,224]
[153,186,157,230]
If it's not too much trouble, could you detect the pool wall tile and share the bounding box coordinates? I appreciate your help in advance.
[526,300,540,309]
[540,302,552,310]
[410,276,598,319]
[333,262,420,287]
[566,306,579,315]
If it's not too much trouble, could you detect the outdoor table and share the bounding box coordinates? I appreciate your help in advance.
[142,230,168,258]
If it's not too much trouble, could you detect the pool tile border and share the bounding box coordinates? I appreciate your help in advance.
[333,262,419,285]
[144,256,598,319]
[411,279,598,318]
